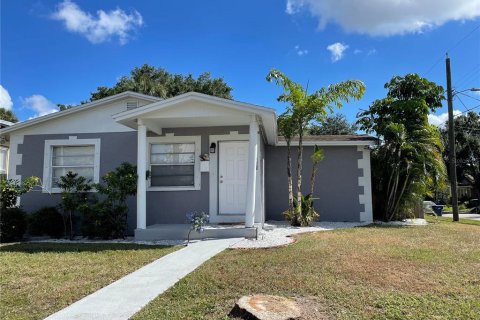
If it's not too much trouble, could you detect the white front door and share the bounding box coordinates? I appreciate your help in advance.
[218,141,249,215]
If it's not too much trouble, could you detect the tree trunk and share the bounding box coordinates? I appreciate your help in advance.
[69,211,74,240]
[296,128,303,216]
[286,140,294,212]
[62,215,67,239]
[310,162,317,196]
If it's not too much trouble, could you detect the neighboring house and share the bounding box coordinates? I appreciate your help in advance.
[0,119,13,176]
[0,91,375,240]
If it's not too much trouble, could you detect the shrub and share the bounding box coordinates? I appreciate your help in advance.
[0,176,40,242]
[57,172,92,239]
[83,162,137,239]
[284,193,320,227]
[0,176,39,209]
[0,207,27,242]
[29,207,64,238]
[81,201,129,239]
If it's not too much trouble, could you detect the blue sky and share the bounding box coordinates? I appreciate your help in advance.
[1,0,480,125]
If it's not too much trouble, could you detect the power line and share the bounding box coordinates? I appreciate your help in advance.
[424,23,480,76]
[438,103,480,126]
[455,64,480,88]
[456,94,473,112]
[457,92,480,103]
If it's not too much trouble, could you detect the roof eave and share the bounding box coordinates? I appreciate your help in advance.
[0,91,161,135]
[275,140,376,147]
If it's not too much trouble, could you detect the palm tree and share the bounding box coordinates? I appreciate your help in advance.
[267,69,365,224]
[374,123,446,221]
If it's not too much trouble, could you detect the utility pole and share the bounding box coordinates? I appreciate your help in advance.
[445,54,459,222]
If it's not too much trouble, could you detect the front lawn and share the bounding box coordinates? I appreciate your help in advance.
[0,243,178,320]
[134,220,480,319]
[430,215,480,226]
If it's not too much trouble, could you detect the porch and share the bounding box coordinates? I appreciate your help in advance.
[112,92,277,238]
[134,223,258,241]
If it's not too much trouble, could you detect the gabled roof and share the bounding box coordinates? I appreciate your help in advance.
[113,91,278,144]
[0,91,161,135]
[113,91,276,120]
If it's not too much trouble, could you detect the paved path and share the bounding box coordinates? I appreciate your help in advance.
[45,238,242,320]
[442,213,480,221]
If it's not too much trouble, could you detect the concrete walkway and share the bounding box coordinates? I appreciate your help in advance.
[45,238,242,320]
[442,213,480,221]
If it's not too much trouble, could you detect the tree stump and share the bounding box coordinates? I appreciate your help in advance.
[230,295,301,320]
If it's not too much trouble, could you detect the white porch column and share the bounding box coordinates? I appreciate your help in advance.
[245,116,259,228]
[136,120,147,230]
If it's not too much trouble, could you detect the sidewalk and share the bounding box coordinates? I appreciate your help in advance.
[45,238,242,320]
[442,213,480,221]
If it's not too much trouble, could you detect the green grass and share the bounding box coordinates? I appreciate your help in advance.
[427,215,480,226]
[134,220,480,320]
[0,242,179,320]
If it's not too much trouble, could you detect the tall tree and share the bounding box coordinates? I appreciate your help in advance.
[277,112,297,213]
[267,69,365,224]
[357,74,447,220]
[441,112,480,199]
[0,108,18,123]
[308,114,357,135]
[89,64,233,101]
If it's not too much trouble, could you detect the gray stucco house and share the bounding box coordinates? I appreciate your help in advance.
[0,91,375,240]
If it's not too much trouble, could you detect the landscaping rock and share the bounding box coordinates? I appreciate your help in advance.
[231,295,301,320]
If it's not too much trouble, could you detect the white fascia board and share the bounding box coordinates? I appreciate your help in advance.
[0,91,160,135]
[112,92,278,144]
[276,140,376,147]
[112,92,276,122]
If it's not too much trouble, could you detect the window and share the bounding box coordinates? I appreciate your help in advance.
[0,147,8,176]
[51,145,95,188]
[43,138,100,192]
[147,136,200,191]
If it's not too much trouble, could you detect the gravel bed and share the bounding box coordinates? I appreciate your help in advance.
[231,221,368,249]
[31,238,187,246]
[374,218,428,226]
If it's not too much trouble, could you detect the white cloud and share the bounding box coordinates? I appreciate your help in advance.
[367,48,377,56]
[294,45,309,56]
[286,0,480,36]
[0,85,13,110]
[52,0,143,45]
[428,110,462,127]
[21,95,58,118]
[327,42,348,62]
[353,49,362,55]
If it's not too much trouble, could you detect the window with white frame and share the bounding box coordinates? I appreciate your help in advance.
[43,138,100,192]
[148,136,200,190]
[0,147,8,176]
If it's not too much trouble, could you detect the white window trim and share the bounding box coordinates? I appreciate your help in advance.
[43,137,101,193]
[0,146,9,175]
[147,135,201,191]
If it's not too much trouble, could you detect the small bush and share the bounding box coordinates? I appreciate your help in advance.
[284,193,320,227]
[1,207,27,242]
[81,201,128,239]
[29,207,64,238]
